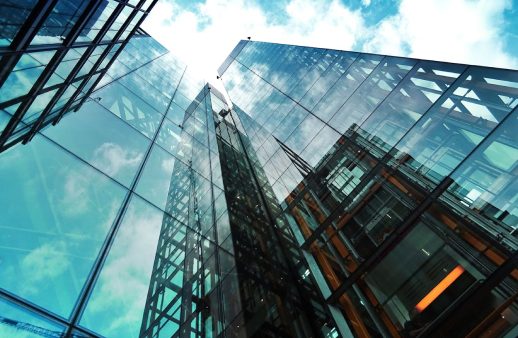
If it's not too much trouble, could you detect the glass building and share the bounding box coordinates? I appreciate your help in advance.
[217,40,518,337]
[1,5,518,338]
[0,0,157,152]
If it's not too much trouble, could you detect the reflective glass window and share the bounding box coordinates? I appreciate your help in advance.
[43,100,150,187]
[136,144,188,212]
[357,62,465,157]
[0,136,126,317]
[300,124,341,167]
[392,67,518,188]
[365,221,480,333]
[299,51,359,111]
[0,1,37,45]
[80,195,165,338]
[94,82,162,138]
[284,113,325,154]
[118,72,171,115]
[76,0,118,42]
[0,63,45,103]
[272,105,308,143]
[103,5,132,41]
[443,109,518,236]
[156,118,183,156]
[329,57,416,134]
[167,101,186,125]
[22,88,59,124]
[0,297,65,336]
[31,0,89,45]
[45,48,86,88]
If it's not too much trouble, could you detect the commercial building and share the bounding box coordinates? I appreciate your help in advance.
[0,0,157,152]
[0,3,517,338]
[217,41,518,337]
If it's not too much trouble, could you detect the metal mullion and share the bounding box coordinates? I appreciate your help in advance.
[326,102,517,304]
[52,0,158,126]
[0,288,72,331]
[0,65,105,112]
[222,108,323,337]
[23,0,132,143]
[66,63,186,337]
[297,67,473,249]
[57,0,159,123]
[0,0,105,148]
[0,0,58,86]
[416,250,518,337]
[326,176,454,304]
[27,40,114,54]
[0,95,26,110]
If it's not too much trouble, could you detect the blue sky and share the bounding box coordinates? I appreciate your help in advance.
[142,0,518,82]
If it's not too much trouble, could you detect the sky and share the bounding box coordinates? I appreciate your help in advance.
[142,0,518,84]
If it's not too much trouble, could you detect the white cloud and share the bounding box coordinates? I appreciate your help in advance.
[161,156,176,172]
[21,241,70,295]
[143,0,366,84]
[363,0,518,69]
[81,202,164,336]
[143,0,517,85]
[60,171,90,215]
[92,142,143,177]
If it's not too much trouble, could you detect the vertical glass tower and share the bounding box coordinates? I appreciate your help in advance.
[217,40,518,338]
[1,6,518,338]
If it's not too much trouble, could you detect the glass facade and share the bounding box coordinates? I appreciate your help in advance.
[0,0,158,152]
[1,8,517,338]
[218,40,518,338]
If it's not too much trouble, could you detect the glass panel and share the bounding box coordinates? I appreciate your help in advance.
[119,11,144,41]
[172,92,192,111]
[300,124,341,167]
[102,5,132,42]
[313,55,383,121]
[0,136,126,317]
[0,65,44,103]
[31,0,89,45]
[105,59,132,79]
[118,72,171,115]
[136,144,189,212]
[47,48,86,87]
[443,108,518,242]
[392,67,518,189]
[299,51,359,110]
[167,101,186,126]
[94,82,162,138]
[365,221,478,333]
[0,297,66,336]
[272,105,308,143]
[329,56,416,134]
[43,100,150,187]
[0,0,37,46]
[357,61,465,158]
[156,117,183,156]
[13,54,41,71]
[80,195,165,338]
[76,0,118,42]
[22,88,58,124]
[284,113,325,154]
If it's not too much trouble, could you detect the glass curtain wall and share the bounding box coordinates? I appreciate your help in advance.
[0,0,158,152]
[0,35,234,337]
[219,40,518,338]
